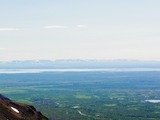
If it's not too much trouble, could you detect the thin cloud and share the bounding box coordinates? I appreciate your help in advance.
[0,28,20,31]
[76,25,88,28]
[0,47,6,51]
[44,25,68,29]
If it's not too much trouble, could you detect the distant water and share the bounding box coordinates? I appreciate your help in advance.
[0,68,160,74]
[145,100,160,103]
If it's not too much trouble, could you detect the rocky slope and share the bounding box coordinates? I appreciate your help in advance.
[0,94,48,120]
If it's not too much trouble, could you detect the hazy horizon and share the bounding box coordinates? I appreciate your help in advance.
[1,59,160,62]
[1,0,160,61]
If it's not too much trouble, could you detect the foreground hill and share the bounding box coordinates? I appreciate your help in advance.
[0,94,48,120]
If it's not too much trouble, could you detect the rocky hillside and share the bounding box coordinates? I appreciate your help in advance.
[0,94,48,120]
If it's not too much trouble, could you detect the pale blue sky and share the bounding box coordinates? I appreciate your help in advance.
[0,0,160,61]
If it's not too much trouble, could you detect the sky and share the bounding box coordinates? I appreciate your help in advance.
[0,0,160,61]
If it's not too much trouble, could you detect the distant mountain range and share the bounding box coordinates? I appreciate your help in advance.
[0,59,160,69]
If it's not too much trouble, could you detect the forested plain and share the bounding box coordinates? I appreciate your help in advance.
[0,71,160,120]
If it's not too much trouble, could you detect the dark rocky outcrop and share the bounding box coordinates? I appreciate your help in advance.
[0,94,48,120]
